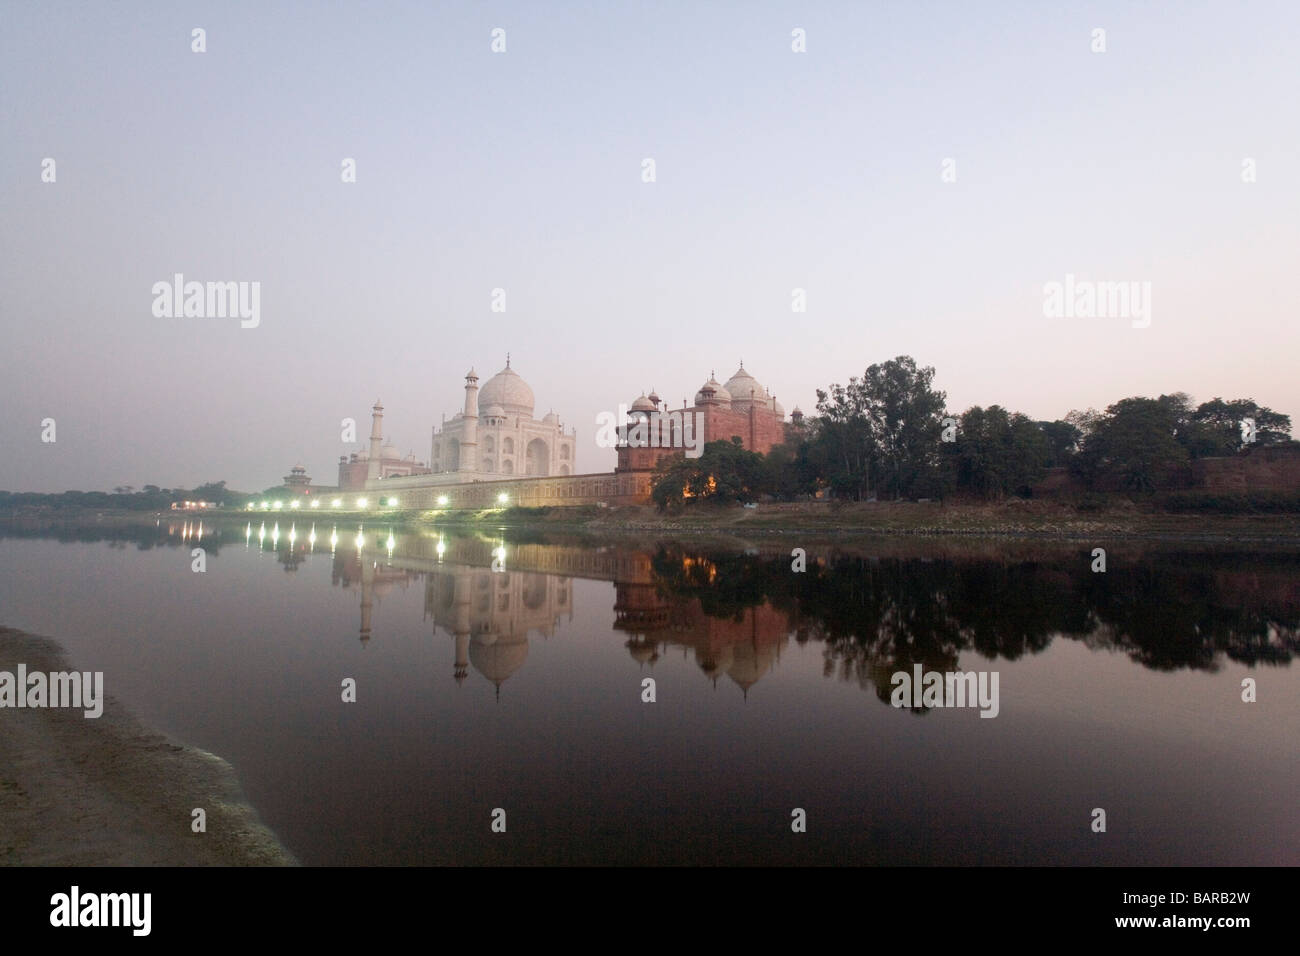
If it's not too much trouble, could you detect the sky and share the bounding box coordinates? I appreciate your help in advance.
[2,0,1298,492]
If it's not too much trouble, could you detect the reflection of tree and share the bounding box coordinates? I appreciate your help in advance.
[0,519,230,553]
[647,546,1300,699]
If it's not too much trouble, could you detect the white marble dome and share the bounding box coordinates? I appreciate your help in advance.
[724,365,764,404]
[478,364,535,416]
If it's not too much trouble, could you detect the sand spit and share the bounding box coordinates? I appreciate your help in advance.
[0,626,296,866]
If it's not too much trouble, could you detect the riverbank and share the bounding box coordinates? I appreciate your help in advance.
[7,498,1300,544]
[0,626,296,866]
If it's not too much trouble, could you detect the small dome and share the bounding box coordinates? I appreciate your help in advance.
[381,442,399,459]
[630,394,656,413]
[694,376,731,406]
[648,390,661,405]
[477,364,534,416]
[482,403,505,419]
[542,410,560,424]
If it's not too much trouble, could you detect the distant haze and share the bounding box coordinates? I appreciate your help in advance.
[3,1,1297,492]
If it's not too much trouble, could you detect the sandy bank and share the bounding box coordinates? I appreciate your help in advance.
[0,626,296,866]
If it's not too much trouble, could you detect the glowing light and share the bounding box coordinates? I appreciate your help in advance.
[273,500,284,510]
[437,495,449,507]
[356,498,368,509]
[290,499,301,509]
[331,498,342,508]
[498,493,509,504]
[386,497,398,507]
[435,536,446,558]
[246,503,256,511]
[310,499,320,509]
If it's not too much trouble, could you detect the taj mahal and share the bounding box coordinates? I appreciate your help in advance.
[301,356,797,509]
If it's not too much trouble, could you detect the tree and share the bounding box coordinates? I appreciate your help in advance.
[650,439,767,512]
[1075,397,1189,492]
[1192,398,1292,454]
[1037,420,1082,467]
[951,406,1050,499]
[809,356,948,500]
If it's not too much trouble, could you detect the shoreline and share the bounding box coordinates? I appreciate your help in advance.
[0,626,296,867]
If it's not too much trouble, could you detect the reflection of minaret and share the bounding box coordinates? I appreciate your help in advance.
[451,569,472,683]
[366,399,384,482]
[360,559,374,645]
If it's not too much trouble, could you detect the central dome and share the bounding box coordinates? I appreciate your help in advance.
[723,365,764,404]
[477,364,535,416]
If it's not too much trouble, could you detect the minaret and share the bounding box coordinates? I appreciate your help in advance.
[366,399,384,482]
[459,369,479,473]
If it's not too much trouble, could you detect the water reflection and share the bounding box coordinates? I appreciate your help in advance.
[244,526,1300,702]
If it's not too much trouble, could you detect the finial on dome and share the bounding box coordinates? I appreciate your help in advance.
[506,352,510,368]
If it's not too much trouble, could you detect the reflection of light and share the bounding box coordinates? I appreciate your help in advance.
[498,493,509,504]
[386,530,395,553]
[329,526,338,552]
[356,498,368,508]
[258,522,266,543]
[492,544,506,571]
[289,524,297,546]
[308,524,317,548]
[331,498,342,508]
[355,527,365,550]
[386,497,398,507]
[310,499,320,509]
[290,500,301,509]
[272,523,280,545]
[437,495,449,506]
[246,503,256,511]
[196,522,203,542]
[436,536,446,559]
[273,500,283,510]
[245,522,251,544]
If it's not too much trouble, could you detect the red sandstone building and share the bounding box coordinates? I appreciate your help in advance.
[615,364,803,474]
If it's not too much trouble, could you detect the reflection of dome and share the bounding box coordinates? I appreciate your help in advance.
[469,633,529,686]
[478,364,535,416]
[628,641,658,665]
[724,365,764,405]
[694,375,731,406]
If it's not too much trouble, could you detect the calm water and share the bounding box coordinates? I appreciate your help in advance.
[1,518,1297,866]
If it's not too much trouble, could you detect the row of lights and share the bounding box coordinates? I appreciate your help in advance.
[246,492,511,511]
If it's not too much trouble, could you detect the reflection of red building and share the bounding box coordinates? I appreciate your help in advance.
[614,552,795,696]
[616,365,803,474]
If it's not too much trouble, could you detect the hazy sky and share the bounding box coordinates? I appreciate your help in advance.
[3,0,1298,492]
